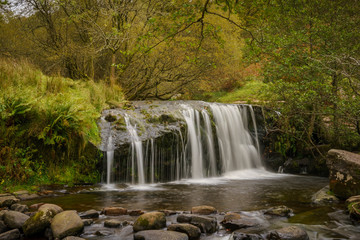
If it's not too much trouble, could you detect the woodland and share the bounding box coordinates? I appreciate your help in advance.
[0,0,360,190]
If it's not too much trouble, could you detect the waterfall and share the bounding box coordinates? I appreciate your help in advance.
[103,102,263,185]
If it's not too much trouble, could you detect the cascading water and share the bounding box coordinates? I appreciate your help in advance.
[106,134,114,185]
[103,101,264,185]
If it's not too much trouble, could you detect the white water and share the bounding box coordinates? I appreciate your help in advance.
[106,134,114,185]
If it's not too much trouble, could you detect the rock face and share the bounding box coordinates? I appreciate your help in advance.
[268,226,309,240]
[51,210,84,239]
[168,223,201,240]
[3,210,29,229]
[134,230,189,240]
[191,205,217,215]
[327,149,360,199]
[133,212,166,232]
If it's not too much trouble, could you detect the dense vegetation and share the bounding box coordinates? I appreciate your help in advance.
[1,0,359,190]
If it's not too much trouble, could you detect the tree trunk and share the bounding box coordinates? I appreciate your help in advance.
[110,53,116,86]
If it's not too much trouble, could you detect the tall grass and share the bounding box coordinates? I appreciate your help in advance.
[0,58,124,189]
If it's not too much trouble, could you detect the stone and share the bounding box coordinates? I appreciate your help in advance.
[221,217,259,231]
[267,226,309,240]
[29,203,44,211]
[0,196,20,208]
[0,211,6,221]
[79,209,99,219]
[327,149,360,199]
[129,210,145,216]
[44,227,53,239]
[0,220,7,234]
[191,205,217,215]
[16,193,39,201]
[190,215,217,234]
[134,230,188,240]
[117,225,134,240]
[104,219,122,228]
[95,230,112,236]
[312,186,339,204]
[63,237,86,240]
[264,206,293,217]
[103,207,127,216]
[223,212,242,222]
[177,214,193,223]
[3,210,29,229]
[51,210,84,239]
[161,210,177,216]
[233,231,264,240]
[82,219,94,226]
[168,223,201,240]
[38,204,63,215]
[10,204,29,213]
[133,212,166,232]
[0,229,21,240]
[22,204,59,236]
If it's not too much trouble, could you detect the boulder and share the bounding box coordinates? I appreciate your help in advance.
[3,210,29,229]
[191,205,217,215]
[0,211,6,221]
[221,216,259,231]
[103,207,127,216]
[51,210,84,239]
[104,219,122,228]
[0,220,7,234]
[82,219,94,226]
[264,206,293,217]
[0,229,21,240]
[267,226,309,240]
[233,231,264,240]
[22,204,59,236]
[63,237,86,240]
[312,186,339,204]
[177,214,192,223]
[133,212,166,232]
[134,230,188,240]
[79,209,99,219]
[129,210,145,216]
[190,215,217,234]
[327,149,360,199]
[29,203,44,211]
[168,223,201,240]
[16,193,39,201]
[10,204,29,213]
[0,196,19,208]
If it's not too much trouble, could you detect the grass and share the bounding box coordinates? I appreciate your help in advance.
[0,58,125,192]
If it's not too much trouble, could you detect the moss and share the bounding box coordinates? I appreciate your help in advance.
[105,114,117,122]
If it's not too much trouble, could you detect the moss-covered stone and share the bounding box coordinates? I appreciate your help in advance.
[133,212,166,232]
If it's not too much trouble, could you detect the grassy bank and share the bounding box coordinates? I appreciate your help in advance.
[0,59,125,192]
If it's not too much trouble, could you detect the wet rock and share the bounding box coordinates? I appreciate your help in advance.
[105,114,117,122]
[22,205,59,236]
[133,212,166,232]
[223,212,242,222]
[312,186,339,204]
[233,231,264,240]
[0,196,19,208]
[161,210,177,216]
[267,226,309,240]
[10,204,29,213]
[282,158,310,174]
[104,219,122,228]
[0,229,21,240]
[177,214,193,223]
[191,205,217,215]
[103,207,128,216]
[51,210,84,239]
[16,193,39,201]
[82,219,94,226]
[168,223,201,240]
[118,225,134,240]
[222,217,260,231]
[29,203,44,211]
[3,210,29,229]
[134,230,188,240]
[327,149,360,199]
[129,210,145,216]
[264,206,293,217]
[95,229,112,236]
[0,220,7,234]
[63,237,86,240]
[190,215,217,234]
[79,209,99,219]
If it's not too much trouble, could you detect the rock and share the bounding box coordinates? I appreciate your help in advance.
[0,194,11,197]
[133,212,166,232]
[264,206,293,217]
[10,204,29,213]
[283,158,310,174]
[267,226,309,240]
[346,195,360,205]
[0,220,7,234]
[103,207,127,216]
[0,196,19,208]
[3,210,29,229]
[51,210,84,239]
[161,210,177,216]
[95,229,112,236]
[233,231,264,240]
[22,204,59,236]
[12,190,29,196]
[191,205,217,215]
[82,219,94,226]
[129,210,145,216]
[327,149,360,199]
[177,214,193,223]
[29,203,44,211]
[105,114,117,122]
[0,211,6,221]
[38,203,63,215]
[63,237,86,240]
[104,219,122,228]
[134,230,188,240]
[221,217,259,231]
[16,193,39,201]
[79,209,99,219]
[190,215,217,234]
[223,212,242,222]
[0,229,21,240]
[168,223,201,240]
[117,225,134,240]
[44,227,53,239]
[312,186,339,204]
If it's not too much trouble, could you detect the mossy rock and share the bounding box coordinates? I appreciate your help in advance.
[105,114,117,122]
[133,212,166,232]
